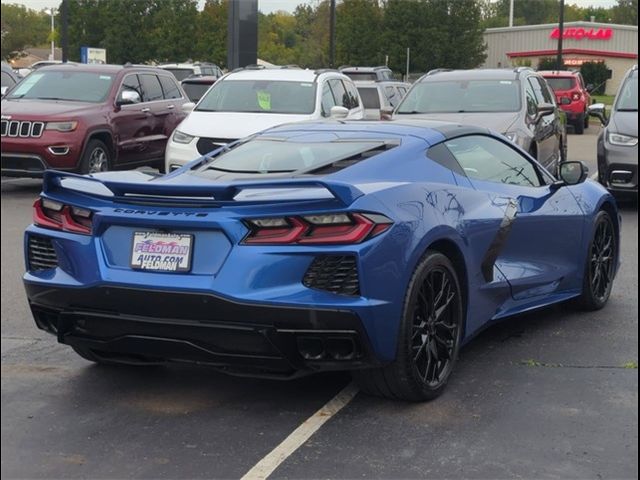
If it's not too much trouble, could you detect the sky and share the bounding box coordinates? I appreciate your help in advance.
[0,0,621,14]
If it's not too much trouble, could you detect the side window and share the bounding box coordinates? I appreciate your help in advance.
[1,71,16,88]
[343,80,360,109]
[528,76,553,104]
[444,135,542,187]
[139,74,164,102]
[328,79,348,109]
[321,83,337,117]
[201,66,214,76]
[119,74,143,103]
[524,80,538,116]
[384,86,400,107]
[398,86,407,96]
[159,75,182,100]
[427,143,465,176]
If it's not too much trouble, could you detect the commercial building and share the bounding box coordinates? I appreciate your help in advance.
[483,21,638,94]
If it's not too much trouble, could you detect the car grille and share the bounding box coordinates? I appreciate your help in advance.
[196,137,237,155]
[1,120,45,138]
[1,155,46,173]
[303,255,360,296]
[27,236,58,270]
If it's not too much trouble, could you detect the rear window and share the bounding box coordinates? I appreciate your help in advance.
[544,77,576,91]
[358,87,381,109]
[7,70,114,102]
[397,80,521,114]
[182,82,212,102]
[196,80,317,115]
[343,72,378,81]
[199,139,388,174]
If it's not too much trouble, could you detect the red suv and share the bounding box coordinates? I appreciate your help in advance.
[540,70,591,134]
[1,64,189,177]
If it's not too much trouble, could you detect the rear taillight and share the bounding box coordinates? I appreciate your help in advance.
[571,92,581,101]
[33,198,93,235]
[243,212,392,245]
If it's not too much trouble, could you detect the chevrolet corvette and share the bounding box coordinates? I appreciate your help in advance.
[24,120,620,401]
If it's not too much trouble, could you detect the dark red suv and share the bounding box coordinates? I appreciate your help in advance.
[1,64,189,177]
[540,70,592,134]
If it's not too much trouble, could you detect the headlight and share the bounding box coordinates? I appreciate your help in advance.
[503,132,518,144]
[45,121,78,132]
[607,132,638,147]
[172,130,195,144]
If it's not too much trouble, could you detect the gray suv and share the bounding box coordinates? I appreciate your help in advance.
[589,65,637,197]
[393,68,566,175]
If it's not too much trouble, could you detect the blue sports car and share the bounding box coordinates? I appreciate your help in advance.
[24,120,620,401]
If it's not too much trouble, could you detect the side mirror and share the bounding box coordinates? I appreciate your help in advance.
[181,102,196,113]
[588,102,607,125]
[0,86,7,97]
[329,106,349,119]
[536,102,556,118]
[117,90,141,106]
[380,106,394,121]
[558,161,589,186]
[586,83,594,93]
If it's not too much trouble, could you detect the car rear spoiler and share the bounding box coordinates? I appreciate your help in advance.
[42,170,365,207]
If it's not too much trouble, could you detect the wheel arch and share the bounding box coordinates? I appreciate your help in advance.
[80,129,116,168]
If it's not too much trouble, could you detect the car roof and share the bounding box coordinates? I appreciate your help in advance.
[419,68,527,82]
[340,66,391,72]
[36,63,164,74]
[224,67,344,82]
[260,119,489,145]
[538,70,579,77]
[181,75,218,84]
[355,80,411,87]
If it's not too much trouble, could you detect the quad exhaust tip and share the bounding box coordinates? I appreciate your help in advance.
[297,335,359,361]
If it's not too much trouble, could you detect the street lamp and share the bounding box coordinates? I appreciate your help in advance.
[45,8,55,61]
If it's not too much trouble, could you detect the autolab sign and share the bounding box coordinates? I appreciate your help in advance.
[550,27,613,40]
[80,47,107,64]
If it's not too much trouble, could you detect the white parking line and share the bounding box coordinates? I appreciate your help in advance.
[240,382,359,480]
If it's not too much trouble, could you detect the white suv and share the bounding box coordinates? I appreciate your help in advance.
[165,67,364,171]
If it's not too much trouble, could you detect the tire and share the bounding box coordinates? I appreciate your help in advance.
[352,251,464,401]
[574,115,585,135]
[71,345,163,366]
[584,112,589,129]
[575,210,617,311]
[80,139,111,174]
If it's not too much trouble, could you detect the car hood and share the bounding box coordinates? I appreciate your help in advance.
[393,112,520,134]
[0,99,102,118]
[177,111,313,139]
[609,111,638,137]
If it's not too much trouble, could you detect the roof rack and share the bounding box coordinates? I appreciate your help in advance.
[425,68,452,76]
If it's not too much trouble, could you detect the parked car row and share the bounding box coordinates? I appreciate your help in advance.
[1,62,637,197]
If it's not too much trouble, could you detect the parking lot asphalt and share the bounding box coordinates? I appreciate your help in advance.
[1,126,637,479]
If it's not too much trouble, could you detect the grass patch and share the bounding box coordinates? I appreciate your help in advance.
[622,361,638,369]
[592,94,615,106]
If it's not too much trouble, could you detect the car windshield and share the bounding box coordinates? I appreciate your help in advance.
[196,80,317,114]
[615,75,638,111]
[6,70,114,102]
[198,139,385,173]
[544,77,575,91]
[397,79,521,113]
[358,87,381,109]
[163,68,195,81]
[182,82,212,102]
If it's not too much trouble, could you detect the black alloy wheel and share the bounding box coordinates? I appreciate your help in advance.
[576,210,617,310]
[352,251,463,401]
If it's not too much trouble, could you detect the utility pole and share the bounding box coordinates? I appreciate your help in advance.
[509,0,514,27]
[61,0,69,62]
[329,0,336,68]
[556,0,565,70]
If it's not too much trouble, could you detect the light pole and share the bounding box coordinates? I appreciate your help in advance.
[45,8,55,61]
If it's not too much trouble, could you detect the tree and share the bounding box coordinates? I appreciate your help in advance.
[196,0,228,66]
[611,0,638,25]
[1,3,50,60]
[146,0,200,63]
[335,0,383,66]
[581,61,610,94]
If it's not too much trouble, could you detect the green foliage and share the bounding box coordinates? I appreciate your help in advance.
[538,57,559,70]
[612,0,638,25]
[335,0,383,67]
[1,3,50,60]
[512,58,532,67]
[580,61,610,95]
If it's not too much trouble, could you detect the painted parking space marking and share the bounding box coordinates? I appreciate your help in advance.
[240,382,359,480]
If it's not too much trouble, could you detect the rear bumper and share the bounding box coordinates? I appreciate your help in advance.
[25,283,380,377]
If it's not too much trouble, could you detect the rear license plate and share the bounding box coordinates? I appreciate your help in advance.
[130,232,193,272]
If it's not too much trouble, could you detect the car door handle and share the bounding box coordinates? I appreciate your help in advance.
[141,107,151,113]
[167,105,175,110]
